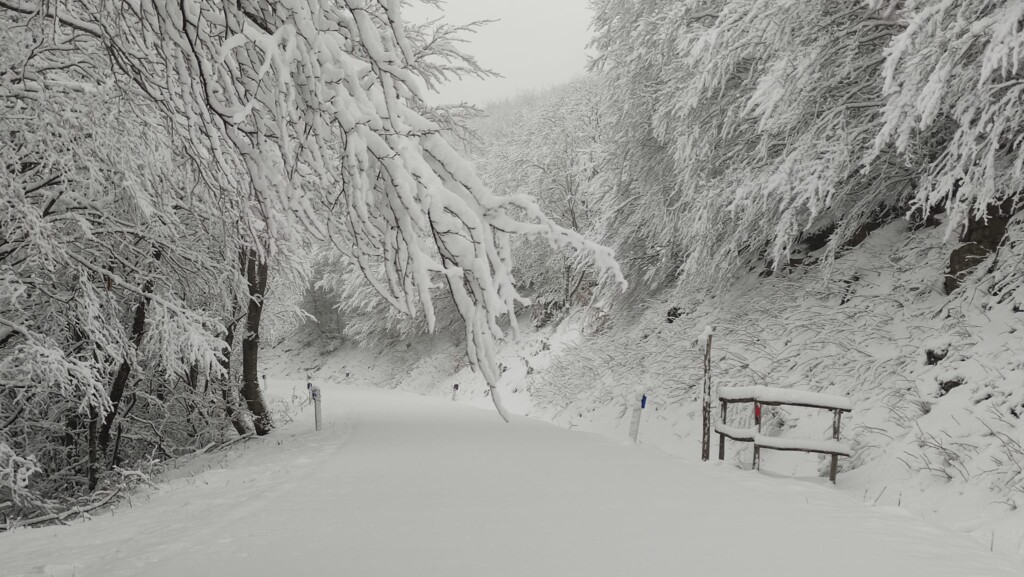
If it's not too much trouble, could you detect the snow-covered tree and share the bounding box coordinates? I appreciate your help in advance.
[1,0,624,454]
[1,12,242,508]
[589,0,913,288]
[869,0,1024,235]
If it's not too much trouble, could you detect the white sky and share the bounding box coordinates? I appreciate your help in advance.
[405,0,594,106]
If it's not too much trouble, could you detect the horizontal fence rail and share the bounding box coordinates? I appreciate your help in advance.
[717,386,852,483]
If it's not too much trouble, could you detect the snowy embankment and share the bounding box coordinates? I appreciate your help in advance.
[272,220,1024,559]
[3,385,1020,576]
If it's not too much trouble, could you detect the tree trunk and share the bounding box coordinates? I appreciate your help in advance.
[219,311,252,436]
[944,198,1018,294]
[185,361,200,390]
[241,249,273,436]
[98,252,159,455]
[87,406,99,491]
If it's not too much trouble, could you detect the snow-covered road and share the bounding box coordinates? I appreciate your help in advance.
[3,386,1022,576]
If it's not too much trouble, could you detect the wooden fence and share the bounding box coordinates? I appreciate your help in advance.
[715,386,852,483]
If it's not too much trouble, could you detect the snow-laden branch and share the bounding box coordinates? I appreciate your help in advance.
[27,0,625,418]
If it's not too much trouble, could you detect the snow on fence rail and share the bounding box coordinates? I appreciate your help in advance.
[713,423,755,442]
[717,386,852,412]
[717,386,852,483]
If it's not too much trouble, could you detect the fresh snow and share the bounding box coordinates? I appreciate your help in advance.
[2,381,1021,576]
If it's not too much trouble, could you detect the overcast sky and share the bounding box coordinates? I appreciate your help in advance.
[406,0,594,106]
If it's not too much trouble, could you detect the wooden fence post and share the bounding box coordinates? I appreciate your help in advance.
[312,385,322,432]
[701,330,713,461]
[718,400,728,460]
[830,409,842,483]
[752,401,762,471]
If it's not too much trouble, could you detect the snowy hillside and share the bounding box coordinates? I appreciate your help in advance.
[272,219,1024,558]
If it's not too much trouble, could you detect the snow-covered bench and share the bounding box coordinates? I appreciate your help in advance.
[716,386,852,483]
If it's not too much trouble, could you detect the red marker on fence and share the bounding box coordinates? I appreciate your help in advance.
[755,404,761,420]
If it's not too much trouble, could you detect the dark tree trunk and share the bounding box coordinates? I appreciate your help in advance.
[185,362,200,390]
[241,249,273,436]
[109,423,124,469]
[219,312,252,436]
[944,198,1018,294]
[98,253,158,455]
[87,406,99,491]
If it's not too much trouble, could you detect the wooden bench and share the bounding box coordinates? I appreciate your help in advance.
[717,386,852,483]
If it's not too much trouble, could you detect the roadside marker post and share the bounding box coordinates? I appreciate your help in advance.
[307,381,313,405]
[629,391,646,443]
[451,383,459,401]
[311,386,322,432]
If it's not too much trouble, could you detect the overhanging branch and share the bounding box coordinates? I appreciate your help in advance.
[0,0,102,37]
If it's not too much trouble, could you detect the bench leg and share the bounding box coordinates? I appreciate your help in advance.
[830,409,842,484]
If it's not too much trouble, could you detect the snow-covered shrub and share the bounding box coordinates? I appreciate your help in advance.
[0,443,40,506]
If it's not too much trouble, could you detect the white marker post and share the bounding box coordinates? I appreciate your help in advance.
[262,373,267,391]
[629,390,647,444]
[311,385,322,432]
[451,383,459,401]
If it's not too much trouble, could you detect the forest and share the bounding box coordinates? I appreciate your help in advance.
[3,0,1024,536]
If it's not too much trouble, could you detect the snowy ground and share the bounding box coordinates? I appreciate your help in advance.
[3,380,1022,576]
